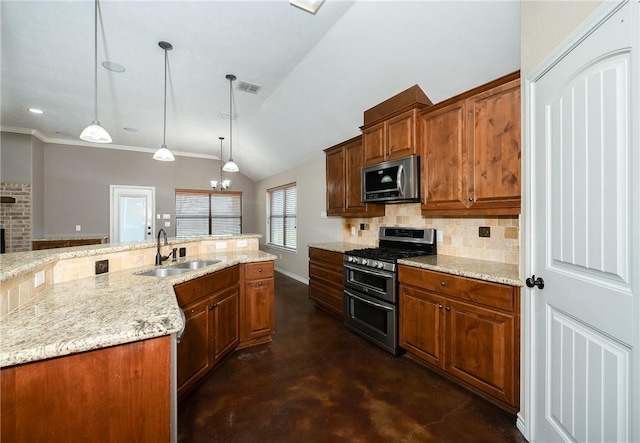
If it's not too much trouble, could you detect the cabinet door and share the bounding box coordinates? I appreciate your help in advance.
[177,297,211,395]
[446,298,517,407]
[362,122,386,166]
[325,146,345,215]
[212,286,239,363]
[344,137,366,212]
[386,109,417,160]
[399,285,445,368]
[419,102,467,211]
[243,278,275,341]
[466,78,521,212]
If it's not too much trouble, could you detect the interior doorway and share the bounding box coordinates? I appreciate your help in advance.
[110,185,155,243]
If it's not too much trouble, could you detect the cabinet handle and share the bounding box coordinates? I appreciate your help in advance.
[258,282,263,286]
[445,306,451,311]
[258,268,263,272]
[440,281,446,286]
[438,304,443,309]
[209,304,217,310]
[468,197,473,202]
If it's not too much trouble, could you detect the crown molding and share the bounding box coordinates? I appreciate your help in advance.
[0,126,218,160]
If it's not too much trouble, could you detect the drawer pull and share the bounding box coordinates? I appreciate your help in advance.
[258,268,263,272]
[445,306,451,311]
[438,304,443,309]
[441,281,446,286]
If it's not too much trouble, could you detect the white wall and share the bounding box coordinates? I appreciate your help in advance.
[255,156,343,282]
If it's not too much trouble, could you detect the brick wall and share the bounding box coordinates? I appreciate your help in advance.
[1,183,32,252]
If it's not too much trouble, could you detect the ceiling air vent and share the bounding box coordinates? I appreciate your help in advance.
[237,81,262,94]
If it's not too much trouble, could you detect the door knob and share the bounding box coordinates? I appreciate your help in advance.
[525,275,545,289]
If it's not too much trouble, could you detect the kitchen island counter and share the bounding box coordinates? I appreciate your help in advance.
[0,243,275,368]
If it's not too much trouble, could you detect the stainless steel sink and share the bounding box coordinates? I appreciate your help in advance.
[136,267,191,277]
[172,260,221,269]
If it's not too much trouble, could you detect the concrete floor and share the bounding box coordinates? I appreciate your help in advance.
[178,272,528,442]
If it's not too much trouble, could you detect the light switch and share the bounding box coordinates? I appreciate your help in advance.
[164,221,170,227]
[162,214,171,219]
[75,225,81,231]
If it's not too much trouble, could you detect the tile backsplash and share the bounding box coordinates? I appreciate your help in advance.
[342,203,520,265]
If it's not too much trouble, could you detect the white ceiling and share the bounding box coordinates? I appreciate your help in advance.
[1,0,520,181]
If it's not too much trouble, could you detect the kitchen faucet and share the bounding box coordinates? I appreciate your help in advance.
[155,228,177,265]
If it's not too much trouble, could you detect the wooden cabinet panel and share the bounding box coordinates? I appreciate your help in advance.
[363,109,418,166]
[419,101,467,210]
[32,237,107,250]
[387,109,417,160]
[244,262,274,280]
[174,265,239,306]
[177,297,211,395]
[398,265,520,412]
[466,78,521,211]
[308,247,344,318]
[446,299,517,407]
[326,146,346,214]
[325,137,384,217]
[212,286,239,363]
[362,122,386,165]
[1,336,171,443]
[242,278,275,341]
[399,284,445,368]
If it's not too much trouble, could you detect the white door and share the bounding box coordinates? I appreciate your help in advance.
[529,2,637,442]
[110,185,155,243]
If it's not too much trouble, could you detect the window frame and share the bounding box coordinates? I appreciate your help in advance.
[175,189,242,237]
[266,182,297,252]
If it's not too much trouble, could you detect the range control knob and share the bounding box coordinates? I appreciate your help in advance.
[371,261,378,268]
[361,259,369,266]
[347,256,356,263]
[377,262,385,269]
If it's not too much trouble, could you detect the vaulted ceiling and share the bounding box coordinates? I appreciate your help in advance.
[1,0,520,181]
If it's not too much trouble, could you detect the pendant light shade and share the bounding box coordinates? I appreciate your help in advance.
[80,0,112,144]
[153,41,175,162]
[223,74,239,172]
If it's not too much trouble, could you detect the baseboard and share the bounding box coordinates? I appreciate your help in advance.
[274,267,308,285]
[516,412,527,440]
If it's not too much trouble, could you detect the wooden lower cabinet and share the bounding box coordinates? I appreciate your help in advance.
[239,262,275,348]
[308,247,344,317]
[175,271,239,398]
[32,236,108,250]
[1,336,171,443]
[399,265,520,412]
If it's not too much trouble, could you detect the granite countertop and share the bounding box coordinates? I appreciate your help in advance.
[0,250,276,368]
[307,242,373,254]
[0,234,263,282]
[398,255,522,287]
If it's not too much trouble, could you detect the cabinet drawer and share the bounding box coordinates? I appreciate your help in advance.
[309,262,343,287]
[309,248,343,267]
[174,265,239,307]
[309,280,343,315]
[244,261,274,280]
[398,266,515,312]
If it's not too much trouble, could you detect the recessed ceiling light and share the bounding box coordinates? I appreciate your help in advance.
[123,127,138,132]
[28,108,44,114]
[102,61,126,73]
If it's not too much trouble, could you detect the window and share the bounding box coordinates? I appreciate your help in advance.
[267,183,296,250]
[175,189,242,237]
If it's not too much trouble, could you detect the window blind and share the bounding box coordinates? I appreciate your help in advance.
[175,190,242,237]
[267,183,296,250]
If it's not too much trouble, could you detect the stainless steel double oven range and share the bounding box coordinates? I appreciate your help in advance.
[343,227,437,355]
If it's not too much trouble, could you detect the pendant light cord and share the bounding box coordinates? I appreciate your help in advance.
[93,0,98,122]
[228,77,233,161]
[163,48,168,146]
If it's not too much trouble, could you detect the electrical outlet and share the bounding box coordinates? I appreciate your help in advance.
[34,270,45,287]
[237,240,247,247]
[479,226,491,238]
[95,259,109,275]
[216,241,227,249]
[360,223,365,230]
[75,225,81,231]
[179,247,186,257]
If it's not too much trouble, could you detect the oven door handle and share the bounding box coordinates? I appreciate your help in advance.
[345,290,394,312]
[344,264,393,279]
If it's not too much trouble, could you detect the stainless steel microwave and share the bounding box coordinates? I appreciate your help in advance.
[361,155,420,203]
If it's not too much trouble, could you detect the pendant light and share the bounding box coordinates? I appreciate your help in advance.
[223,74,239,172]
[211,137,231,190]
[79,0,112,143]
[153,41,175,162]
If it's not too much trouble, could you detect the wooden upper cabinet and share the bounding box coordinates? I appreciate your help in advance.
[324,136,384,218]
[419,101,467,211]
[466,78,521,211]
[325,146,346,215]
[362,109,418,166]
[419,72,521,216]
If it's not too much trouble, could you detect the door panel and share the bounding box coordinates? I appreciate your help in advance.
[110,185,155,243]
[530,3,635,441]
